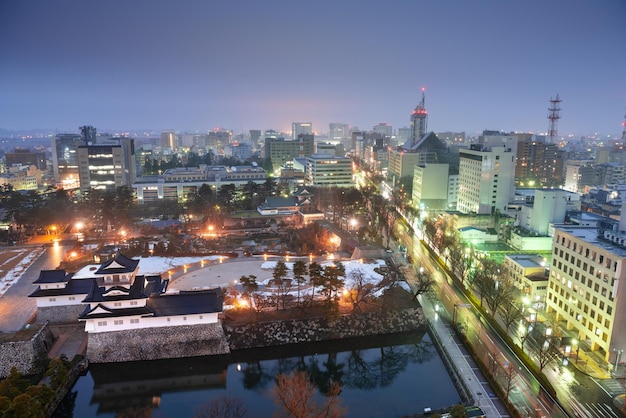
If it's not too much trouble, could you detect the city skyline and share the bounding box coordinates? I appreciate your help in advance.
[1,0,625,136]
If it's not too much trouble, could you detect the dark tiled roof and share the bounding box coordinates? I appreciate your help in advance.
[78,303,154,320]
[29,278,94,298]
[95,252,140,275]
[147,288,223,317]
[262,196,298,208]
[33,270,73,284]
[83,275,163,302]
[399,131,446,152]
[293,187,314,197]
[145,276,168,295]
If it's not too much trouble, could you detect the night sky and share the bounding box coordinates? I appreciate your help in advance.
[1,0,625,136]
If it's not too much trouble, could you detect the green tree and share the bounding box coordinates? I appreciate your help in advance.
[292,260,307,306]
[308,261,324,305]
[0,367,30,399]
[448,403,467,418]
[272,260,290,310]
[25,385,54,414]
[239,275,258,296]
[320,262,345,306]
[117,185,135,217]
[45,356,69,391]
[4,393,44,418]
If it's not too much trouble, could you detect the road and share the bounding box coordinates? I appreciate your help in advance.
[394,218,626,418]
[394,225,567,417]
[0,242,68,332]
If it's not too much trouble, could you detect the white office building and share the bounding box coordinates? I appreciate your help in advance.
[457,142,516,215]
[305,155,353,187]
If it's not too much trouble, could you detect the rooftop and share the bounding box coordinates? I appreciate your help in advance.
[555,225,626,258]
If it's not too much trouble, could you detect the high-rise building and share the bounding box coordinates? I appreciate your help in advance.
[457,139,516,215]
[5,148,47,171]
[593,162,625,186]
[515,134,560,187]
[548,215,626,362]
[396,127,411,148]
[518,189,580,235]
[207,129,232,149]
[387,90,452,189]
[77,137,136,192]
[388,132,447,186]
[410,89,427,145]
[249,130,262,149]
[305,154,353,188]
[160,131,176,150]
[563,160,595,193]
[264,134,315,173]
[292,122,312,140]
[373,123,392,137]
[51,133,85,188]
[329,123,349,141]
[412,163,450,211]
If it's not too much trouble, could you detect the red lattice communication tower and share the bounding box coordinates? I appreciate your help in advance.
[547,94,562,143]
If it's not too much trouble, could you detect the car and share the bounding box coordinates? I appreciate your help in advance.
[385,248,393,253]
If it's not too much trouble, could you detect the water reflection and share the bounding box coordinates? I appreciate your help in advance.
[88,357,228,414]
[59,331,460,417]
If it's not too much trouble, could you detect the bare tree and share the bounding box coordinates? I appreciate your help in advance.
[273,371,345,418]
[411,268,436,300]
[502,363,517,402]
[422,217,437,247]
[194,394,248,418]
[498,300,524,334]
[346,267,380,313]
[472,258,501,309]
[533,334,561,371]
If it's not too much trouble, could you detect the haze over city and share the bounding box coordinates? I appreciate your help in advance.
[1,0,625,136]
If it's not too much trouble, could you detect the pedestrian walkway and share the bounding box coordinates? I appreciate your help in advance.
[47,324,87,359]
[419,293,506,418]
[390,240,507,417]
[569,340,626,380]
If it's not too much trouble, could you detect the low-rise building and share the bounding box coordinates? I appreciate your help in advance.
[29,253,228,362]
[502,254,548,304]
[134,165,267,203]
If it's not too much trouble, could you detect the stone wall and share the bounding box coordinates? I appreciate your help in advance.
[36,305,85,325]
[87,323,230,363]
[224,307,425,350]
[0,323,55,378]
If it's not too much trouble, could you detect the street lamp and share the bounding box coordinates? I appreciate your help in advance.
[349,218,357,232]
[573,337,580,364]
[614,348,623,374]
[453,303,471,327]
[75,221,83,241]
